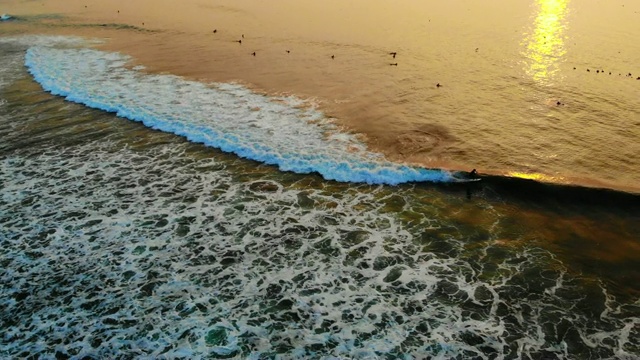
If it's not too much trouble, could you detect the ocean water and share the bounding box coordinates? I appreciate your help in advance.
[1,1,639,359]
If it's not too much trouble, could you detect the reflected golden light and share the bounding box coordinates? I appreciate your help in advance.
[523,0,569,83]
[507,171,554,182]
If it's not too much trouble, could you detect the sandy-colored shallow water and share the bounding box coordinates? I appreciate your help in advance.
[3,0,640,192]
[1,1,639,358]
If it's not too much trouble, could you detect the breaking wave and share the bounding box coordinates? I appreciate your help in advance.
[24,44,455,185]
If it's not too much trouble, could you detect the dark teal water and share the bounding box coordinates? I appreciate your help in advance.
[1,37,639,359]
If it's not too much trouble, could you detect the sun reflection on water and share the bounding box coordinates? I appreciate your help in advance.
[507,171,550,181]
[523,0,570,84]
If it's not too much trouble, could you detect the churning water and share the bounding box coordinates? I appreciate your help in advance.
[1,1,639,357]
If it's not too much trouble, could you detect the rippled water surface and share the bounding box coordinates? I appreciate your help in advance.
[1,2,640,359]
[2,0,640,191]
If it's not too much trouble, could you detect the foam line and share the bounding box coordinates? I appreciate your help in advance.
[24,46,454,185]
[1,139,637,358]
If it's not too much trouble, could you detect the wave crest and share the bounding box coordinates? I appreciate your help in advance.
[25,45,454,185]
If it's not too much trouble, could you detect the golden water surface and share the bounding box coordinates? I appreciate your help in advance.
[3,0,640,192]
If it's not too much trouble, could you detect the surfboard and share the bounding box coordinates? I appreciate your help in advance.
[450,171,482,183]
[452,177,482,183]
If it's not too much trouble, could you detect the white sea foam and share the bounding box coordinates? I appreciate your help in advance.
[1,36,638,359]
[23,44,454,185]
[0,139,637,359]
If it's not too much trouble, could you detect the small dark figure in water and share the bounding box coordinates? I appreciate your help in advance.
[596,70,600,73]
[390,63,398,66]
[573,67,576,70]
[236,40,242,44]
[466,170,480,199]
[213,29,217,33]
[587,69,590,72]
[331,55,334,59]
[436,83,442,88]
[389,52,397,58]
[252,52,256,56]
[637,77,640,80]
[242,34,245,38]
[286,50,290,53]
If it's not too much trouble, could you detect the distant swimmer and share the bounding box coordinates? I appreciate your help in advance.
[252,52,256,56]
[242,34,245,38]
[331,55,334,59]
[475,48,479,52]
[213,29,217,33]
[286,50,290,53]
[236,40,242,44]
[389,52,397,58]
[389,63,398,66]
[596,70,600,73]
[587,69,590,72]
[436,83,442,88]
[469,169,478,178]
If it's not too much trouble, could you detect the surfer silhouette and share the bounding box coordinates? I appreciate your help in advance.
[466,169,480,199]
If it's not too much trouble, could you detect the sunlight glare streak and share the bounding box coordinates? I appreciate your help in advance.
[523,0,569,83]
[507,171,557,182]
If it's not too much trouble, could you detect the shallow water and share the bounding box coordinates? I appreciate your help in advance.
[2,0,640,192]
[1,2,640,359]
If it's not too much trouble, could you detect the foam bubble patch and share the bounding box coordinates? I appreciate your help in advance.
[1,140,638,359]
[3,36,638,359]
[24,45,453,185]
